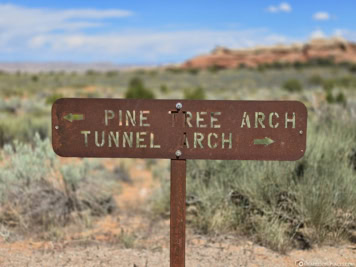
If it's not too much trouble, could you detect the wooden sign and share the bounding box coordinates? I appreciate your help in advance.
[52,98,307,161]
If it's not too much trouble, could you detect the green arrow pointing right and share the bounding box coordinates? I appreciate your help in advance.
[253,137,275,146]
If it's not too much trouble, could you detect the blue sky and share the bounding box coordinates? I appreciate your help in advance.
[0,1,355,64]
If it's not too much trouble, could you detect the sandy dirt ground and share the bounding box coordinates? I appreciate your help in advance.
[0,159,355,267]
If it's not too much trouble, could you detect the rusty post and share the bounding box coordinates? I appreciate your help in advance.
[170,159,186,267]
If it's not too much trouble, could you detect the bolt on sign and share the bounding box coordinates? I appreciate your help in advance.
[52,98,308,267]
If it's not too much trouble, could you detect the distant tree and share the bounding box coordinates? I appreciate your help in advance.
[308,74,324,86]
[184,87,206,100]
[322,79,335,92]
[187,68,199,75]
[31,75,39,82]
[160,84,169,94]
[349,64,356,73]
[282,79,302,92]
[207,65,224,73]
[125,77,155,99]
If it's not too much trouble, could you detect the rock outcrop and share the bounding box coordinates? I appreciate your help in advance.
[182,38,356,69]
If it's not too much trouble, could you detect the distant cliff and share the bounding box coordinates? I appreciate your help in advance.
[182,38,356,69]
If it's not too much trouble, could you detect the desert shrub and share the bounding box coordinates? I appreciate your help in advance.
[166,67,184,74]
[308,75,323,86]
[45,93,64,105]
[0,116,49,147]
[293,61,304,70]
[184,87,206,100]
[151,111,356,252]
[271,61,289,69]
[326,91,334,104]
[207,65,225,73]
[238,63,247,69]
[0,98,21,113]
[349,64,356,73]
[125,77,155,99]
[308,57,335,66]
[0,135,117,232]
[160,84,169,94]
[333,76,356,89]
[106,71,119,77]
[323,79,335,92]
[31,75,39,82]
[187,68,199,75]
[335,92,346,105]
[326,91,347,106]
[282,79,302,92]
[85,69,98,76]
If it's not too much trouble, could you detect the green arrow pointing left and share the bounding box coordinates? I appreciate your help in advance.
[63,113,84,122]
[253,137,275,146]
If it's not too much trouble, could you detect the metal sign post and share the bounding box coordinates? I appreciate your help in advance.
[170,159,186,267]
[52,98,308,267]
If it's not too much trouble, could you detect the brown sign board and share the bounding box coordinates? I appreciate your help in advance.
[52,98,307,161]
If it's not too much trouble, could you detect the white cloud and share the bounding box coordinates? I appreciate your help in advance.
[21,29,293,63]
[310,30,325,39]
[333,29,356,41]
[0,4,133,54]
[334,29,347,37]
[0,4,298,63]
[267,2,292,13]
[279,3,292,12]
[0,4,132,35]
[313,11,330,20]
[313,12,330,21]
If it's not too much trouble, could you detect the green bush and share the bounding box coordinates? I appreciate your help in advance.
[85,69,99,76]
[335,92,346,105]
[31,75,39,82]
[184,87,206,100]
[160,84,169,94]
[282,79,302,92]
[308,75,324,86]
[125,77,155,99]
[207,65,225,73]
[335,76,356,89]
[166,67,184,74]
[293,61,304,70]
[187,68,200,75]
[0,116,50,147]
[45,93,64,105]
[323,79,335,92]
[326,91,347,106]
[349,64,356,73]
[106,71,119,77]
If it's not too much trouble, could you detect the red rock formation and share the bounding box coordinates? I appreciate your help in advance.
[182,38,356,69]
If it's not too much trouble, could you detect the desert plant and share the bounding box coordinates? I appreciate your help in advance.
[160,84,169,93]
[326,91,347,106]
[151,110,356,252]
[0,116,50,147]
[349,64,356,73]
[45,93,64,105]
[282,79,302,92]
[308,75,323,86]
[0,135,117,232]
[323,80,335,92]
[187,68,199,75]
[184,86,206,100]
[207,65,224,73]
[125,77,155,99]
